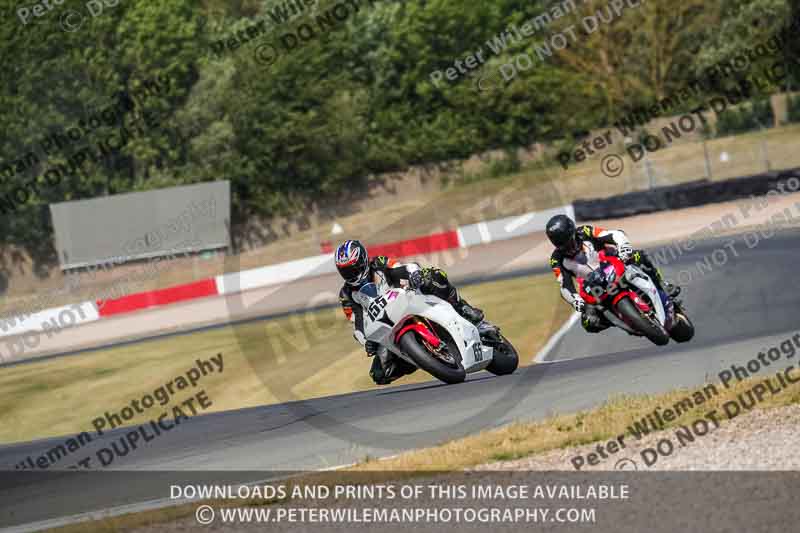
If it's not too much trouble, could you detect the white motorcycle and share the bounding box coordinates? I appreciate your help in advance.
[352,281,519,384]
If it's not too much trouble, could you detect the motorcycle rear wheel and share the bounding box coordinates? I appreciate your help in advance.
[486,334,519,375]
[616,297,670,346]
[399,331,466,384]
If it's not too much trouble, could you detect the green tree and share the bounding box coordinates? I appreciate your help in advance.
[554,0,719,121]
[693,0,795,95]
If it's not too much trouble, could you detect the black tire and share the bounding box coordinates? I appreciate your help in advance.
[615,297,670,346]
[399,331,466,384]
[669,311,695,343]
[486,335,519,375]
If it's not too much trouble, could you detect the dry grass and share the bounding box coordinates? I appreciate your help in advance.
[352,372,800,472]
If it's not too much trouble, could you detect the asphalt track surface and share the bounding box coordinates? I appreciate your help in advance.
[1,229,800,530]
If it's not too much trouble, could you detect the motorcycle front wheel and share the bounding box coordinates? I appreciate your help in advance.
[399,331,466,384]
[669,310,695,343]
[615,297,670,346]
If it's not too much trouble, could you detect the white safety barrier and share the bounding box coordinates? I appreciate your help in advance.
[457,204,574,247]
[215,253,336,295]
[0,301,100,339]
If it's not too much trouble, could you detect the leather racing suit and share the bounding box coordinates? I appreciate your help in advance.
[339,256,483,384]
[549,225,673,332]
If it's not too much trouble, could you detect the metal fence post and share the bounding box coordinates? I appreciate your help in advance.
[645,158,655,189]
[760,138,771,172]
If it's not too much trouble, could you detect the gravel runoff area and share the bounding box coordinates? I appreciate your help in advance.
[476,403,800,472]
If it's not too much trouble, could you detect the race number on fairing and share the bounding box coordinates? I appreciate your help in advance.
[367,296,388,320]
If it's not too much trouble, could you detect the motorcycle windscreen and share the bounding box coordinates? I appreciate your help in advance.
[358,283,379,298]
[352,282,379,307]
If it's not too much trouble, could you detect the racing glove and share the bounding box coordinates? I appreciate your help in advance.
[409,269,432,291]
[365,340,380,357]
[572,297,585,314]
[617,244,633,262]
[582,310,604,331]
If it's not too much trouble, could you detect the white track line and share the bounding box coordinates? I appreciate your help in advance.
[533,313,580,363]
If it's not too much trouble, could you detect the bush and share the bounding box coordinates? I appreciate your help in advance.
[460,149,522,184]
[485,150,522,178]
[636,128,654,145]
[715,99,774,136]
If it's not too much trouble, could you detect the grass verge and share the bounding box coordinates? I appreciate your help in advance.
[352,373,800,471]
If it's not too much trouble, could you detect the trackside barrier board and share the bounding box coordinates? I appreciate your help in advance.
[215,254,335,295]
[0,302,100,338]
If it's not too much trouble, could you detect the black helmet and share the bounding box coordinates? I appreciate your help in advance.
[546,215,579,255]
[334,239,370,286]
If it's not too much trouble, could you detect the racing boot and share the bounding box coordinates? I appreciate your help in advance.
[632,250,681,299]
[453,298,485,325]
[662,280,681,298]
[650,269,681,299]
[456,300,501,344]
[440,281,485,325]
[369,347,415,385]
[581,309,611,333]
[369,356,396,385]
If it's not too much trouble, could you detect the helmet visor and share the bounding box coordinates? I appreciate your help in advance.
[339,262,368,285]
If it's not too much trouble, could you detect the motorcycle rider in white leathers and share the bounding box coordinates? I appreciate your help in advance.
[545,215,680,333]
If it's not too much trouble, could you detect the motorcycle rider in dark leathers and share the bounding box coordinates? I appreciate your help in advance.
[545,214,680,333]
[335,239,485,384]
